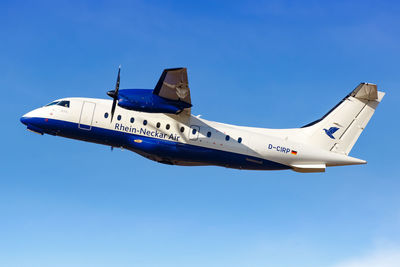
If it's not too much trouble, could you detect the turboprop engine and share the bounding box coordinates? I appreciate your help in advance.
[106,67,192,121]
[107,88,192,114]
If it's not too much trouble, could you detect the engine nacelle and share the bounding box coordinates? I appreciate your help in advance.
[117,89,192,114]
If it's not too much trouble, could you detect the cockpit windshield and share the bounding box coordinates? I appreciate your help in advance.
[57,100,70,107]
[45,101,59,107]
[45,100,70,108]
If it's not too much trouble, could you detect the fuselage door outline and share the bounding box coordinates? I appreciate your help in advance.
[189,125,200,141]
[79,101,96,130]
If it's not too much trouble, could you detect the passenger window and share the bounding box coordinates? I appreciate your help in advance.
[104,112,109,118]
[180,127,185,133]
[238,137,242,143]
[130,117,134,123]
[143,120,147,125]
[166,124,170,130]
[207,131,211,138]
[57,100,70,108]
[225,135,230,141]
[117,115,122,121]
[156,122,161,128]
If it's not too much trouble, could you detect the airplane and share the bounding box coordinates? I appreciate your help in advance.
[20,67,385,173]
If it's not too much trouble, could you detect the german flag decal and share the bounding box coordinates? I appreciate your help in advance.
[291,150,298,155]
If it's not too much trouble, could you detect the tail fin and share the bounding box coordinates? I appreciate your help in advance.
[302,83,385,155]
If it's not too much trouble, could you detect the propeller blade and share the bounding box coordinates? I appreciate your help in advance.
[110,97,117,122]
[115,65,121,94]
[109,66,121,122]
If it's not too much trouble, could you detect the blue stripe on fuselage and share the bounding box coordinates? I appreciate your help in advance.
[22,117,289,170]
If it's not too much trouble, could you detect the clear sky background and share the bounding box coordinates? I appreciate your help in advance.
[1,0,399,266]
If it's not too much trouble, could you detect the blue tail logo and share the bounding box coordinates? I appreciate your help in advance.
[323,127,339,139]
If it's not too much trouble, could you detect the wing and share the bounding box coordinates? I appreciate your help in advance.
[153,68,191,105]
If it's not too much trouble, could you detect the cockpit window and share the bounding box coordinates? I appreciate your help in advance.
[57,100,70,108]
[45,101,59,107]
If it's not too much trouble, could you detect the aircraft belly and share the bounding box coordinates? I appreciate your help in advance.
[32,117,290,170]
[128,136,289,170]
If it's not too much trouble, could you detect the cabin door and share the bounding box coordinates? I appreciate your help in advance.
[79,101,96,130]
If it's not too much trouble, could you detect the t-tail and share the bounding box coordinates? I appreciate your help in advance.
[301,83,385,155]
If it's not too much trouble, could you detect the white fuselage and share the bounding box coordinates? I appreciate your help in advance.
[21,97,366,171]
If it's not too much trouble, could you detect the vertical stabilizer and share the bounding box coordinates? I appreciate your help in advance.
[302,83,385,155]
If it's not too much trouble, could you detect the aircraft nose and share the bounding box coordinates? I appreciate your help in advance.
[20,109,36,125]
[20,115,31,125]
[19,111,35,125]
[20,112,45,135]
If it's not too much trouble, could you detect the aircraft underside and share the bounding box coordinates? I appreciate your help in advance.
[24,117,290,171]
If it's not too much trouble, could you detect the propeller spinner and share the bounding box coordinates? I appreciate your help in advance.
[107,66,121,122]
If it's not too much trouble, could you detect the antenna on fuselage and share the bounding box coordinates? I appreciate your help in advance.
[107,65,121,122]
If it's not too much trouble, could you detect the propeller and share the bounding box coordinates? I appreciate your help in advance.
[107,66,121,122]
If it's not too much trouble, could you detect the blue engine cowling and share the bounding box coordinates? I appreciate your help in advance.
[117,89,192,114]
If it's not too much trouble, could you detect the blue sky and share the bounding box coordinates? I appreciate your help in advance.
[1,0,399,266]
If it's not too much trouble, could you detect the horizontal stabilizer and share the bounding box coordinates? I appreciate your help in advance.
[291,164,326,173]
